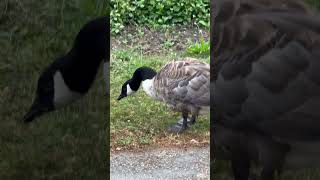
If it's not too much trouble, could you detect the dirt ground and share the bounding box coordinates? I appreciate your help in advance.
[111,25,209,54]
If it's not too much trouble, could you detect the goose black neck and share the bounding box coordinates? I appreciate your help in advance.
[129,67,157,91]
[66,16,108,66]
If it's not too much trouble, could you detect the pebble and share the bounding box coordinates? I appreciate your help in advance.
[111,146,209,180]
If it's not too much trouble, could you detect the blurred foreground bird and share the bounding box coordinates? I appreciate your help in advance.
[22,16,109,123]
[212,0,320,179]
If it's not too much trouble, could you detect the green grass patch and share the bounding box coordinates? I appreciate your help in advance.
[307,0,320,9]
[0,0,107,179]
[110,50,210,149]
[186,36,210,56]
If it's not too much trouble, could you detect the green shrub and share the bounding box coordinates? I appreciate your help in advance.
[186,36,209,56]
[110,0,210,34]
[307,0,320,9]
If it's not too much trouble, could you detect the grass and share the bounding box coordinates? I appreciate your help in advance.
[0,0,107,179]
[110,48,210,150]
[186,36,210,56]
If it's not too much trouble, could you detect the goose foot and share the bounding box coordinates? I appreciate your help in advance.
[166,118,192,133]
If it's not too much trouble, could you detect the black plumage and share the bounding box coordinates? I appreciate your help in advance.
[23,16,109,122]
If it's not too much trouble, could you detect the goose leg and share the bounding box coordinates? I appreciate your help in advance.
[259,141,289,180]
[190,114,197,124]
[231,152,250,180]
[190,108,199,124]
[167,112,189,133]
[181,112,188,130]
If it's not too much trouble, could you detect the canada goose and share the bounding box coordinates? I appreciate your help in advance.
[212,0,320,180]
[118,58,210,133]
[22,16,109,122]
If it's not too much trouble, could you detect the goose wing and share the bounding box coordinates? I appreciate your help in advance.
[154,59,210,107]
[213,0,313,72]
[213,0,320,141]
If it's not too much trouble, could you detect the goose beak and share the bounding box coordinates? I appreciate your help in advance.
[117,94,125,101]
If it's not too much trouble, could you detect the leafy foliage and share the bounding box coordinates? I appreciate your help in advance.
[307,0,320,9]
[110,0,210,34]
[186,36,210,56]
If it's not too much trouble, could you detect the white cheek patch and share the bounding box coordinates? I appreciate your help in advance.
[53,71,82,108]
[126,84,135,96]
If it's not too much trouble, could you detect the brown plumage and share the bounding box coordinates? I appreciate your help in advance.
[153,58,210,113]
[212,0,320,180]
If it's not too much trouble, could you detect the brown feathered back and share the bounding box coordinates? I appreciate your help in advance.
[153,58,210,112]
[212,0,320,81]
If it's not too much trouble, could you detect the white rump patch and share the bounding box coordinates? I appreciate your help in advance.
[53,71,82,108]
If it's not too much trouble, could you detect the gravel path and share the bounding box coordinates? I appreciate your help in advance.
[111,147,210,180]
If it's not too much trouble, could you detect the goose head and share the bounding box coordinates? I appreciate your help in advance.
[117,67,157,100]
